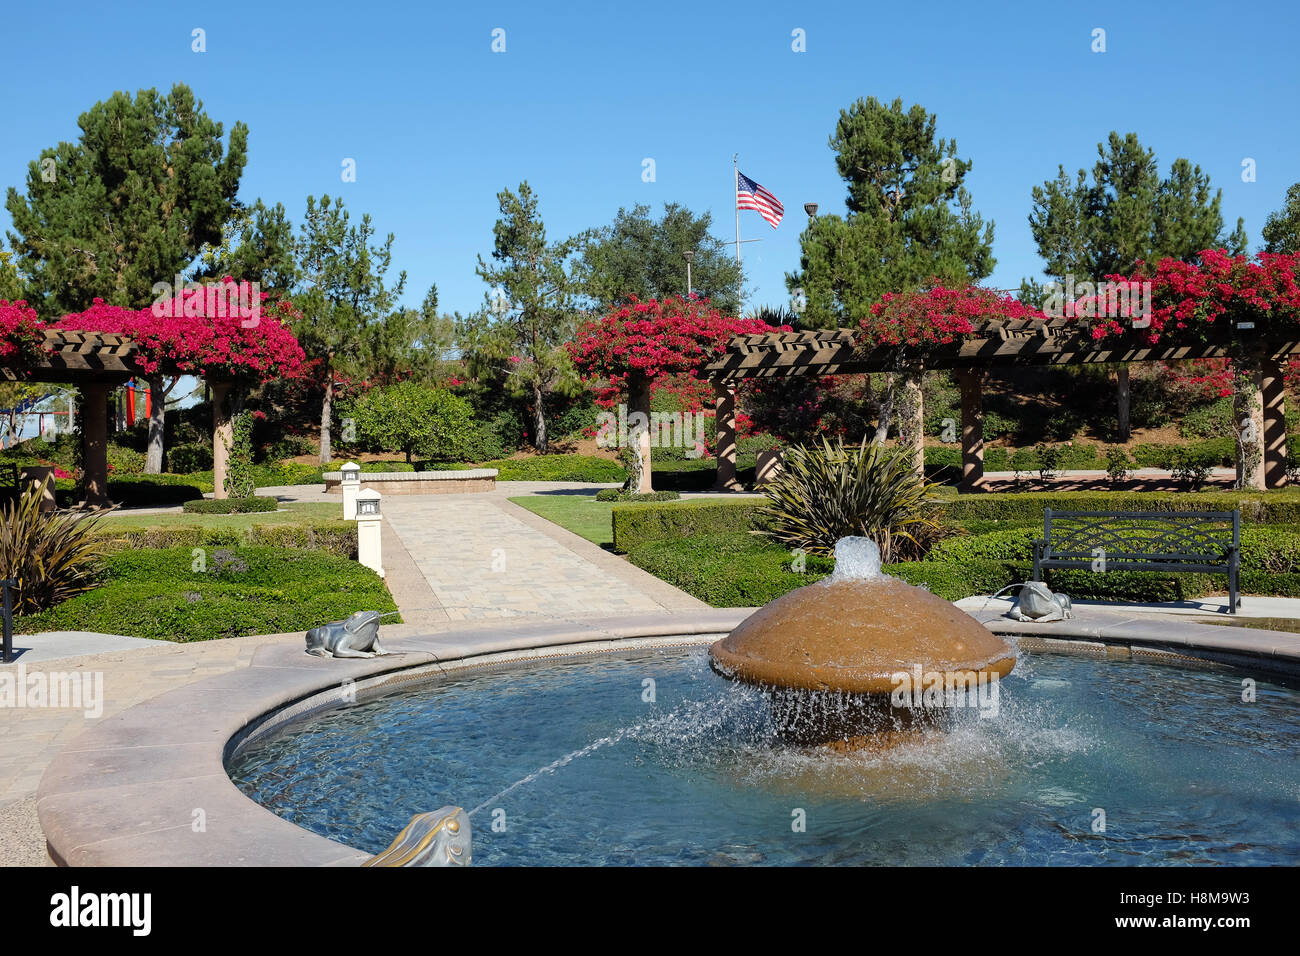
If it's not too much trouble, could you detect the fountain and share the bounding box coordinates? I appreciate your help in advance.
[708,537,1017,748]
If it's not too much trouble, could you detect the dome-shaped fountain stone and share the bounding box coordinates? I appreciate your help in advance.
[709,537,1017,747]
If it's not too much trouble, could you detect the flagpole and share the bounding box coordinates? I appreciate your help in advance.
[733,154,742,310]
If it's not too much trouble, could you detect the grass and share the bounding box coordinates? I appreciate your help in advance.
[17,544,398,642]
[98,501,341,530]
[510,493,615,546]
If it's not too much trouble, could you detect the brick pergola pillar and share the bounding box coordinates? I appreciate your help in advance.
[80,383,112,507]
[211,380,233,500]
[956,369,986,493]
[712,379,742,492]
[1262,357,1288,489]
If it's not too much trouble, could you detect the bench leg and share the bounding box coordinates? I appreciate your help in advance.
[1229,568,1239,615]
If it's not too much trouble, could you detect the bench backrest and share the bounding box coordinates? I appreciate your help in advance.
[1043,509,1240,563]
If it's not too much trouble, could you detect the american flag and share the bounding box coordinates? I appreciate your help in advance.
[736,171,784,228]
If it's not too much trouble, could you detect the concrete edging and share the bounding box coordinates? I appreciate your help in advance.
[35,605,1300,866]
[35,609,746,867]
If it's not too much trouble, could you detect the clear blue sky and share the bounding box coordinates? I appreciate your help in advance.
[3,0,1298,318]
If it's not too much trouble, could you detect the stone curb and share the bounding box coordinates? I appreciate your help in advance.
[36,610,746,867]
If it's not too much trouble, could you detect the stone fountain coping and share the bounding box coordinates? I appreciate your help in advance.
[321,468,499,481]
[36,609,745,867]
[36,605,1300,867]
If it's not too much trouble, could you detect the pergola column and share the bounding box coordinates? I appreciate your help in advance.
[956,369,986,493]
[80,383,112,507]
[1262,357,1288,489]
[897,365,925,480]
[712,379,742,492]
[211,380,233,500]
[1232,355,1266,490]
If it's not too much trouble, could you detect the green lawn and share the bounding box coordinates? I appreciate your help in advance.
[99,501,340,530]
[510,493,615,547]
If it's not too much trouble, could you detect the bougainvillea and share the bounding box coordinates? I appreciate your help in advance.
[0,299,47,362]
[57,279,306,380]
[568,295,785,403]
[1086,250,1300,344]
[862,285,1046,347]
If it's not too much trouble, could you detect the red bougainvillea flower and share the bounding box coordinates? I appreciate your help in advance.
[0,299,47,361]
[862,284,1047,347]
[1084,250,1300,345]
[568,295,786,408]
[58,279,305,381]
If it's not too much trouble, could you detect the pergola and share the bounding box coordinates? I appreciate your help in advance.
[704,317,1300,492]
[1,329,239,506]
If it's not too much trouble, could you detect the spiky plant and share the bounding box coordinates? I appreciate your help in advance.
[0,477,105,614]
[759,436,944,562]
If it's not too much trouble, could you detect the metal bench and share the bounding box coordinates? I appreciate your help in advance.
[1032,508,1241,613]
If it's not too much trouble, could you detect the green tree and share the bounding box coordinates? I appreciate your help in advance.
[195,199,297,296]
[0,242,22,302]
[460,182,582,453]
[578,203,743,312]
[787,97,996,329]
[348,381,473,463]
[5,83,247,314]
[294,195,407,464]
[1023,132,1246,291]
[4,83,247,475]
[1021,132,1247,439]
[1262,182,1300,253]
[364,284,455,384]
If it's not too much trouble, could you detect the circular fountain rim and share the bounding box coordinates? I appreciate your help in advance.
[35,609,1300,867]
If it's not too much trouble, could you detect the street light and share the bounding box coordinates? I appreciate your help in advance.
[804,202,818,219]
[683,249,696,296]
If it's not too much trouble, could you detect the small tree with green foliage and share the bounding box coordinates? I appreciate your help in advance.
[349,381,474,464]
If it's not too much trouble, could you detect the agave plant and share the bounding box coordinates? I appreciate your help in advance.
[759,436,944,562]
[0,477,105,615]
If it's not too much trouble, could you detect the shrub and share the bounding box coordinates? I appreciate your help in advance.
[612,498,768,552]
[458,418,506,462]
[1180,396,1234,440]
[182,496,279,515]
[759,437,944,561]
[1105,446,1132,486]
[482,455,625,483]
[93,522,356,559]
[626,532,833,607]
[1170,446,1217,491]
[0,478,105,614]
[594,488,681,502]
[261,434,314,463]
[348,381,475,463]
[16,545,395,641]
[1034,443,1063,483]
[939,490,1300,524]
[168,442,213,473]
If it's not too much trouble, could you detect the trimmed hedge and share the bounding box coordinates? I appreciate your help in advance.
[17,545,396,642]
[626,532,833,606]
[478,455,625,482]
[938,490,1300,524]
[182,496,279,514]
[92,522,357,559]
[594,488,681,502]
[612,497,768,552]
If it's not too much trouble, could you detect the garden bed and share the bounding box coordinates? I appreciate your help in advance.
[322,468,497,495]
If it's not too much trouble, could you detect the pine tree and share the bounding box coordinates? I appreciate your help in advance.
[460,182,581,453]
[1262,182,1300,253]
[4,83,247,473]
[787,97,995,329]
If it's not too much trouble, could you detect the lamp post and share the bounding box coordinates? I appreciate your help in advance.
[683,249,695,296]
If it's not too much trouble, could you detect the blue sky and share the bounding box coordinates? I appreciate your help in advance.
[3,0,1298,317]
